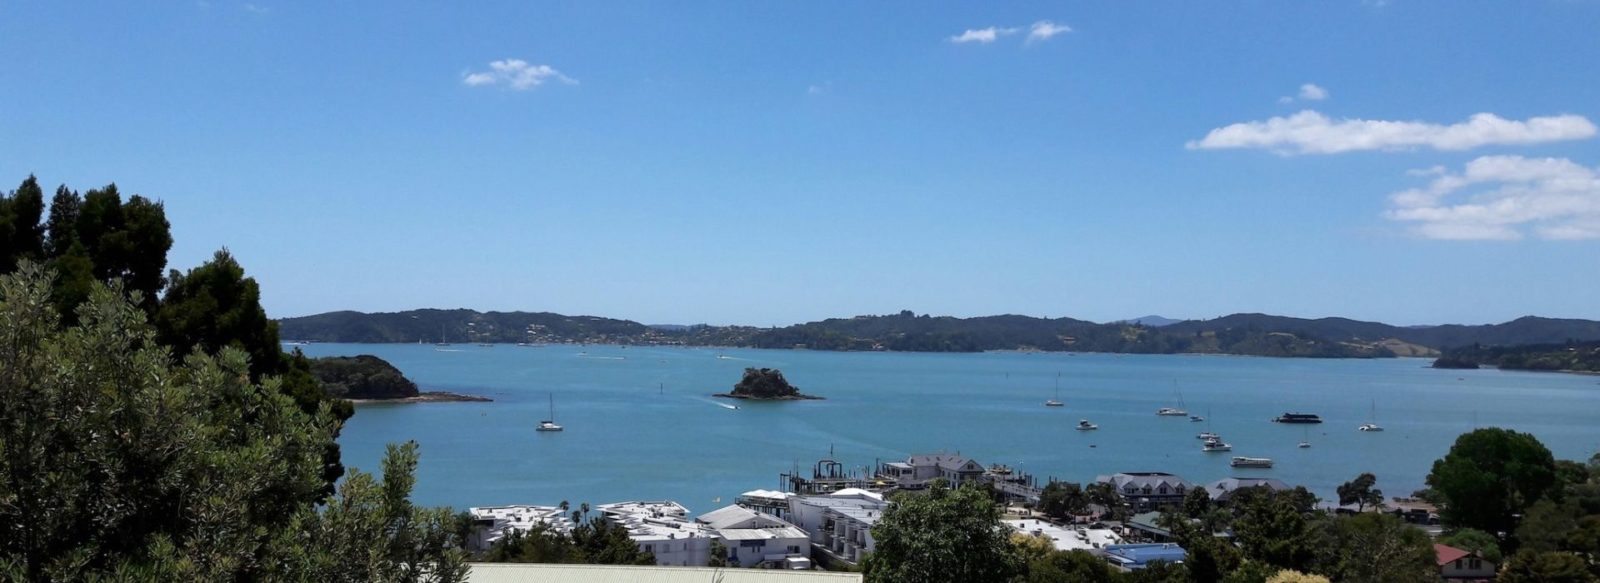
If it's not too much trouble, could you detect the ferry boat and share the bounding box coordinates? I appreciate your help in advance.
[1075,419,1099,431]
[1201,438,1232,452]
[1272,413,1323,424]
[1231,457,1274,468]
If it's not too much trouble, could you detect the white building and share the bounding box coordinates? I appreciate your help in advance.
[466,505,574,553]
[696,504,813,569]
[878,453,986,489]
[597,501,718,567]
[786,489,887,567]
[1004,518,1123,552]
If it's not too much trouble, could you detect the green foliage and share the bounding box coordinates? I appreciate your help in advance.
[1086,481,1128,521]
[306,354,421,399]
[1184,486,1213,519]
[1499,550,1597,583]
[862,482,1023,583]
[1220,561,1277,583]
[1427,427,1559,538]
[1336,473,1384,512]
[1020,548,1119,583]
[1439,528,1504,563]
[1185,534,1244,583]
[483,514,653,566]
[0,265,461,581]
[1519,499,1583,553]
[1037,481,1088,520]
[1313,513,1436,583]
[155,249,284,381]
[708,539,729,567]
[727,367,807,399]
[0,176,46,272]
[1264,571,1329,583]
[1438,340,1600,373]
[1227,487,1322,572]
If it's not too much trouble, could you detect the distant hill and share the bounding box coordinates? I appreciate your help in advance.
[278,308,1600,359]
[1118,315,1183,327]
[1433,340,1600,373]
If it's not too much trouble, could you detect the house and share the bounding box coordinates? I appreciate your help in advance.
[465,505,574,553]
[879,453,986,489]
[696,504,813,569]
[1095,472,1196,512]
[1203,477,1292,503]
[1102,543,1187,572]
[596,501,718,567]
[1004,518,1123,552]
[1436,544,1496,581]
[465,563,862,582]
[786,489,888,568]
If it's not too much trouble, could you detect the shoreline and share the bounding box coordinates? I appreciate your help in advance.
[348,391,492,405]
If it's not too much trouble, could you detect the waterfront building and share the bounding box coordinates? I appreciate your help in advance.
[596,501,718,567]
[1004,518,1123,552]
[465,563,861,582]
[465,505,574,553]
[1102,543,1188,571]
[696,504,812,569]
[1203,477,1292,503]
[786,489,888,568]
[1094,472,1196,512]
[877,453,986,489]
[737,489,795,520]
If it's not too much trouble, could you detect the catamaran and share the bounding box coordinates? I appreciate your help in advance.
[1358,399,1384,432]
[1157,384,1188,416]
[536,394,563,432]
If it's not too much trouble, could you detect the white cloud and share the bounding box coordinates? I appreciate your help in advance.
[1027,21,1071,43]
[949,26,1019,44]
[1298,83,1328,101]
[1187,110,1596,155]
[462,59,577,90]
[1384,155,1600,240]
[807,81,832,95]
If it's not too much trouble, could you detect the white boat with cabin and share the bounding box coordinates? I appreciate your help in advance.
[1231,456,1273,468]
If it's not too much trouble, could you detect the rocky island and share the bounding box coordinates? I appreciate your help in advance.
[713,367,824,400]
[308,355,491,403]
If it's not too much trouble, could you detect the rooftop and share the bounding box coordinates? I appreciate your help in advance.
[1004,519,1123,552]
[465,563,862,583]
[1103,543,1188,569]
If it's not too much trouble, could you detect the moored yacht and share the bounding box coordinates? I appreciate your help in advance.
[536,394,563,432]
[1358,399,1384,431]
[1230,456,1273,468]
[1045,373,1065,407]
[1272,413,1323,424]
[1075,419,1099,431]
[1201,437,1232,452]
[1157,407,1188,416]
[1189,415,1205,422]
[1196,431,1219,440]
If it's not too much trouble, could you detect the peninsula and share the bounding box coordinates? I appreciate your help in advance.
[713,368,824,401]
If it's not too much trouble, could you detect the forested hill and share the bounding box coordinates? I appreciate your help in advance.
[280,308,1600,358]
[1433,341,1600,373]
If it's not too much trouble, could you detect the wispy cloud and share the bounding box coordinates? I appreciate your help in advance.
[807,81,832,96]
[1298,83,1328,101]
[1188,110,1596,155]
[462,59,577,90]
[948,26,1020,44]
[1385,155,1600,240]
[242,2,268,14]
[1027,21,1071,43]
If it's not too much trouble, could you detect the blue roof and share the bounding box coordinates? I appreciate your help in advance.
[1103,543,1187,569]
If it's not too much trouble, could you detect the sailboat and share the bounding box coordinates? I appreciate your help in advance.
[434,324,451,347]
[1298,427,1312,448]
[1156,383,1188,416]
[1358,399,1384,432]
[536,394,563,432]
[1045,373,1064,407]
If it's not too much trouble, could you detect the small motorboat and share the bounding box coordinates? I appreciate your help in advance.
[1358,423,1384,432]
[1231,457,1274,468]
[1189,415,1205,422]
[1202,438,1232,452]
[1196,432,1219,440]
[1045,399,1065,407]
[1075,419,1099,431]
[1156,407,1188,416]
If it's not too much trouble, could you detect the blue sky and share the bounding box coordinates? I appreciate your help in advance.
[3,1,1598,326]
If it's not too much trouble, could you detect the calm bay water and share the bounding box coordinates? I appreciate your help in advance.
[300,343,1600,514]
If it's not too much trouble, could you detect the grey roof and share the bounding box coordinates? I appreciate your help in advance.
[697,504,796,531]
[1205,478,1291,501]
[466,563,861,583]
[1096,472,1195,494]
[906,453,981,472]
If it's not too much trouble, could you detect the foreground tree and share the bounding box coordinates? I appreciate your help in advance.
[1336,473,1384,512]
[862,482,1023,583]
[0,265,461,581]
[1314,513,1436,583]
[1427,428,1558,538]
[1037,481,1088,520]
[1227,486,1322,573]
[1498,550,1596,583]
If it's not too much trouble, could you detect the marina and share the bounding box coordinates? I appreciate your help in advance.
[310,343,1600,514]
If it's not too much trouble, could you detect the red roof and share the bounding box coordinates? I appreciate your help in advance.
[1435,544,1472,566]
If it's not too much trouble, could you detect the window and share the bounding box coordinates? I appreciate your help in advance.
[1469,558,1482,570]
[1454,559,1461,569]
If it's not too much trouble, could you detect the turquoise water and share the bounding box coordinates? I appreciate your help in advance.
[300,344,1600,514]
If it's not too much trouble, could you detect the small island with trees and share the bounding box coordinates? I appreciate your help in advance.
[307,354,491,403]
[713,367,824,400]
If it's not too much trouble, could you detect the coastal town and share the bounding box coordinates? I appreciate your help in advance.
[463,451,1487,580]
